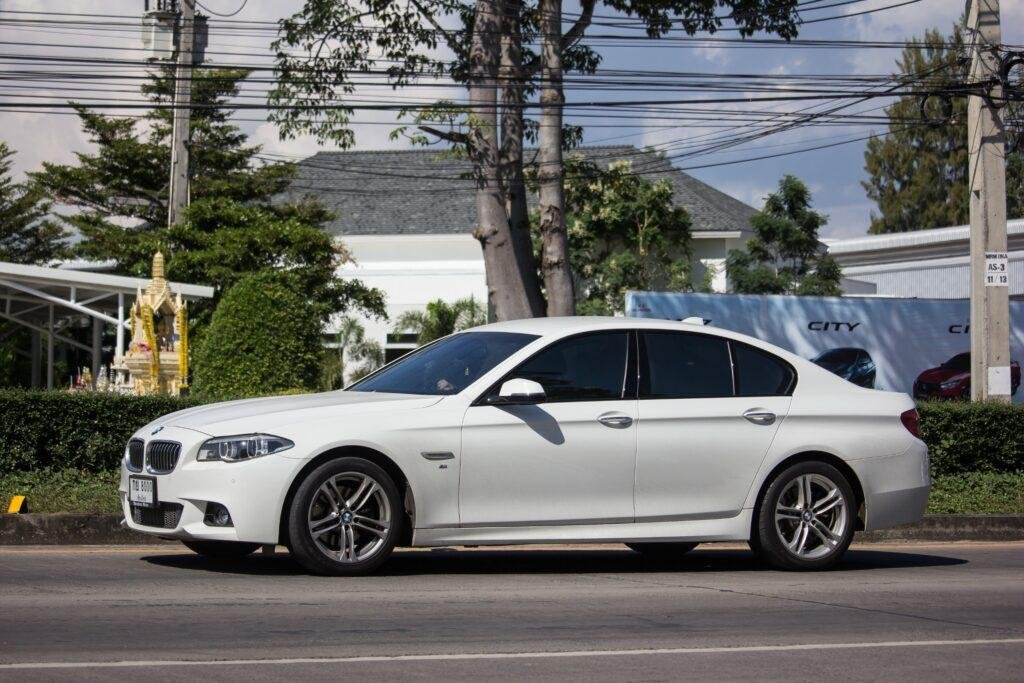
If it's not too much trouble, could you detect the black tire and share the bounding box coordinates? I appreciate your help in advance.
[752,461,856,571]
[626,542,699,559]
[287,457,403,576]
[182,540,261,559]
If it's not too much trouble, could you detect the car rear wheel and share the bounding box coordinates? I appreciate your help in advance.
[626,542,699,560]
[287,457,402,576]
[752,461,855,571]
[182,540,261,559]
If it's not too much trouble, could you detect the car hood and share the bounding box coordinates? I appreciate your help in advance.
[149,391,445,436]
[917,368,966,384]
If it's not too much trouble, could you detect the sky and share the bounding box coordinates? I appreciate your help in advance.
[1,0,1021,239]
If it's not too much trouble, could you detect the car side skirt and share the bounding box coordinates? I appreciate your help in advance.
[411,510,753,546]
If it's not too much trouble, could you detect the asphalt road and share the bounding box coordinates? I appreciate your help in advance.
[0,542,1022,681]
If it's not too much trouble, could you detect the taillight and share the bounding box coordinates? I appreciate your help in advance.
[900,409,921,438]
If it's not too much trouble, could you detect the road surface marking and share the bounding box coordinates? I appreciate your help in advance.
[2,638,1023,670]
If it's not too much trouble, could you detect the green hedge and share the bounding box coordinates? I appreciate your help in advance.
[0,389,1021,477]
[0,389,201,472]
[918,401,1024,476]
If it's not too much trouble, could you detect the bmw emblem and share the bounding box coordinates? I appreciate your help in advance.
[151,425,164,435]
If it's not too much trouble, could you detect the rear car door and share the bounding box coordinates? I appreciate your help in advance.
[634,331,794,520]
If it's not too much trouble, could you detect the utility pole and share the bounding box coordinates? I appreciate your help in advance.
[167,0,195,228]
[966,0,1011,402]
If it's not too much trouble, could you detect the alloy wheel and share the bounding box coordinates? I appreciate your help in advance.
[307,472,392,563]
[773,473,849,560]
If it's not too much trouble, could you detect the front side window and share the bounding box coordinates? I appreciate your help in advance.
[641,331,733,399]
[502,332,630,402]
[349,331,538,395]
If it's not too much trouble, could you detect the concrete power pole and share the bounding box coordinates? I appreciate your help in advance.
[167,0,195,228]
[966,0,1011,402]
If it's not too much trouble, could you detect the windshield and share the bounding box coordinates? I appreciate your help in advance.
[814,348,859,365]
[942,353,970,372]
[348,331,539,396]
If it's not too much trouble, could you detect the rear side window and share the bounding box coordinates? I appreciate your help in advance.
[732,342,796,397]
[641,331,733,399]
[506,331,629,402]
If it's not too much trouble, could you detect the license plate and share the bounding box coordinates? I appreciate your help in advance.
[129,476,157,508]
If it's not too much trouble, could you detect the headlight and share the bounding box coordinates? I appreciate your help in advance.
[939,378,962,389]
[197,434,294,463]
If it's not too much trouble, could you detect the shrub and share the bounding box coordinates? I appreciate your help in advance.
[0,389,200,472]
[918,400,1024,476]
[192,271,322,401]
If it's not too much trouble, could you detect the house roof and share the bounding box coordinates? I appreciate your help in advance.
[280,145,758,237]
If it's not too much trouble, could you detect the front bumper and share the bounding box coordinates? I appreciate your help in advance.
[119,426,304,544]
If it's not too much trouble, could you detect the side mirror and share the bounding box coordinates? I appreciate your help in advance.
[487,378,546,405]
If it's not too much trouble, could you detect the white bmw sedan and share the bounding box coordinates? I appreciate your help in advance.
[121,317,929,574]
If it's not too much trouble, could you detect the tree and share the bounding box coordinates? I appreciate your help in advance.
[150,197,383,329]
[393,297,487,345]
[540,156,693,315]
[32,68,292,271]
[532,1,800,315]
[862,22,1024,233]
[269,1,802,320]
[727,175,842,296]
[322,316,384,390]
[0,142,68,263]
[31,69,384,328]
[193,272,323,400]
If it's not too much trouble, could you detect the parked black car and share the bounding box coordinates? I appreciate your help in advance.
[811,347,876,388]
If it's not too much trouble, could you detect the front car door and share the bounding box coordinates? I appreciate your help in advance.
[460,331,638,527]
[634,330,795,520]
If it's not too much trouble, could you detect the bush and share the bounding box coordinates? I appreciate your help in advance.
[192,271,323,401]
[918,401,1024,476]
[0,389,200,472]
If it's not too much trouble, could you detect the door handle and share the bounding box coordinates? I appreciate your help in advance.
[743,409,776,426]
[598,414,633,428]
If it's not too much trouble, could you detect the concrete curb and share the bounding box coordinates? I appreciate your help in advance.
[855,514,1024,542]
[1,513,1022,545]
[0,513,174,546]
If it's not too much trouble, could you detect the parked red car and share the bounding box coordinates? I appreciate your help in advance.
[913,352,1021,400]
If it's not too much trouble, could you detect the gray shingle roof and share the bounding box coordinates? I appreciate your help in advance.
[280,145,757,237]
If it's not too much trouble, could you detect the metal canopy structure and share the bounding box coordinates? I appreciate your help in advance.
[0,261,214,389]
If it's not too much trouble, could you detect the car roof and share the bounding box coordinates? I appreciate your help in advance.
[465,316,812,373]
[472,316,703,336]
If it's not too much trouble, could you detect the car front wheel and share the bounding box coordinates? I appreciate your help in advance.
[752,462,855,570]
[287,457,402,576]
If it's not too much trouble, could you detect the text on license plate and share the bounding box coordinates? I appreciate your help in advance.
[129,476,157,507]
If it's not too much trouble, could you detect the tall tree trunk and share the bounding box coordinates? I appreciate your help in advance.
[467,0,535,321]
[500,1,545,317]
[537,0,574,316]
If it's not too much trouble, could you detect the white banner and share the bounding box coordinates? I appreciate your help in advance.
[625,292,1024,403]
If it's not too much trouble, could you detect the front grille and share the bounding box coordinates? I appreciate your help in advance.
[130,502,183,529]
[147,440,181,474]
[127,439,144,471]
[916,382,939,393]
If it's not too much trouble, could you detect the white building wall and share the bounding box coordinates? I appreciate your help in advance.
[336,232,736,353]
[334,234,488,350]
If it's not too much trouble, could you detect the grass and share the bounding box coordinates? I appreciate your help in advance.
[0,469,120,514]
[1,470,1022,516]
[927,472,1024,515]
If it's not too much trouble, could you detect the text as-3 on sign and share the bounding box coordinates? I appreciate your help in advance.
[985,252,1009,287]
